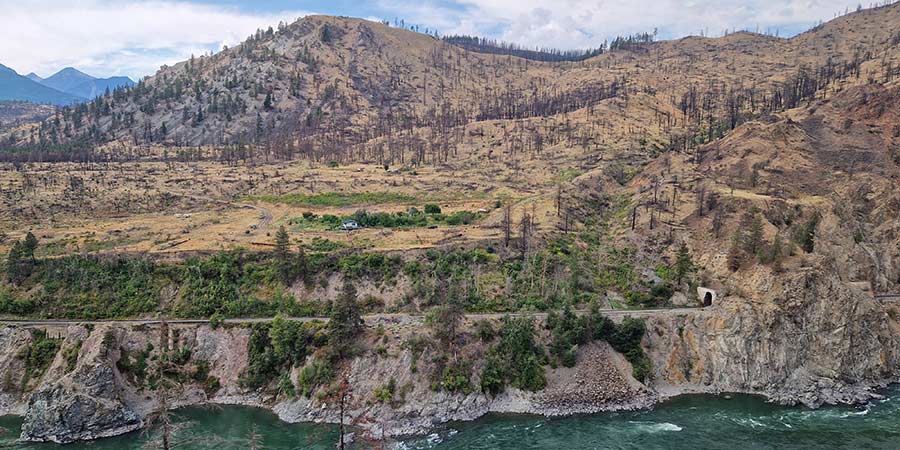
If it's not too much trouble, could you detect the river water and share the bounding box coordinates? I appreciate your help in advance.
[2,386,899,449]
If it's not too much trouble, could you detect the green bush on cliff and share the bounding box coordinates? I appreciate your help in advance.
[591,310,651,381]
[374,377,397,403]
[17,330,61,383]
[430,356,473,394]
[0,287,36,316]
[62,340,82,373]
[241,318,327,391]
[546,306,589,368]
[278,373,296,398]
[297,359,334,397]
[480,316,546,395]
[117,343,152,385]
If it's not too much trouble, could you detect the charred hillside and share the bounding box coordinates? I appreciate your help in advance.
[3,4,899,165]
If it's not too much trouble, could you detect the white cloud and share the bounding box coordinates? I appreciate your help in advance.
[0,0,310,80]
[383,0,871,49]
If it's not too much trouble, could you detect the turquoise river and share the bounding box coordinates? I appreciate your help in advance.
[2,386,900,449]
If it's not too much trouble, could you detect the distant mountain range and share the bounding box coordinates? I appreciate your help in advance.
[27,68,135,100]
[0,64,134,106]
[0,64,84,106]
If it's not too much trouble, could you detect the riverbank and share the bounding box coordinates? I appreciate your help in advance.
[3,267,899,444]
[3,386,900,449]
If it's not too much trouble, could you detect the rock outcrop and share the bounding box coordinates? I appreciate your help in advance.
[274,339,651,437]
[21,367,142,443]
[19,327,142,443]
[646,265,900,407]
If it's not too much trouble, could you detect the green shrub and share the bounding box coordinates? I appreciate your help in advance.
[594,312,651,381]
[175,251,246,317]
[435,359,472,394]
[475,320,495,342]
[34,254,160,319]
[0,288,36,316]
[116,343,153,385]
[792,212,820,253]
[204,376,221,395]
[546,307,588,368]
[480,352,505,395]
[242,319,321,390]
[62,340,82,373]
[17,330,61,382]
[480,316,546,394]
[305,237,347,252]
[374,377,397,403]
[297,359,334,397]
[404,335,428,373]
[209,312,224,329]
[278,373,296,398]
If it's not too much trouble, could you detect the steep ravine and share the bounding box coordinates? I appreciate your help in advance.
[1,269,898,444]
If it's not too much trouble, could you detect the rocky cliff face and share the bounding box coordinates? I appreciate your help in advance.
[0,318,651,442]
[0,323,256,443]
[18,326,142,443]
[274,340,653,437]
[646,265,900,406]
[1,270,899,443]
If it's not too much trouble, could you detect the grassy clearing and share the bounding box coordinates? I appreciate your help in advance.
[286,207,484,231]
[249,192,418,207]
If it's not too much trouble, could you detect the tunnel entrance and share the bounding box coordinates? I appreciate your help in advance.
[703,292,713,307]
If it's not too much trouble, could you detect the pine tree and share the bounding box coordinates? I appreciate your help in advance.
[6,241,23,283]
[22,232,38,262]
[764,233,785,270]
[328,278,363,360]
[674,242,694,285]
[274,225,293,283]
[426,279,463,348]
[736,211,764,257]
[7,233,37,284]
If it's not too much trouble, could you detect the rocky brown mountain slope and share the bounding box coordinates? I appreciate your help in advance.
[7,4,900,157]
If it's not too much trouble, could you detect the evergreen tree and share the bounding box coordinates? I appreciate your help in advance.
[743,214,764,257]
[6,233,38,284]
[6,241,23,283]
[727,236,743,272]
[22,232,38,262]
[795,213,819,253]
[426,280,463,348]
[273,225,293,283]
[674,242,695,285]
[328,278,363,360]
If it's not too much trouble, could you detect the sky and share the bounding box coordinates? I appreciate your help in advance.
[0,0,880,81]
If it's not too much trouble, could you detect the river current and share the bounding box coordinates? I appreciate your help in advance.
[2,386,899,449]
